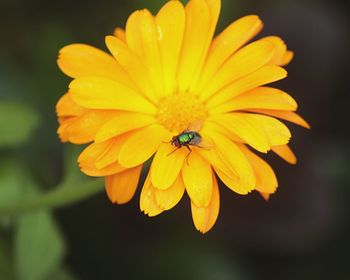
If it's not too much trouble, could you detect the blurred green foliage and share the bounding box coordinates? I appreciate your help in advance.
[0,116,103,279]
[0,101,39,148]
[14,199,65,280]
[0,62,102,279]
[0,111,79,279]
[0,158,24,211]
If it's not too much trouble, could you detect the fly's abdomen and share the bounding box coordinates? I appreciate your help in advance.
[189,132,201,145]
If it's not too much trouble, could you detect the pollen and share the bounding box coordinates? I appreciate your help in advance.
[156,93,207,133]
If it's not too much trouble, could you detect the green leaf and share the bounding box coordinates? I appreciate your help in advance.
[0,157,24,208]
[12,177,66,280]
[13,180,66,280]
[14,210,65,280]
[0,100,39,148]
[0,157,26,228]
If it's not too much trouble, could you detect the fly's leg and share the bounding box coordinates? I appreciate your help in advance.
[167,147,180,156]
[186,145,192,165]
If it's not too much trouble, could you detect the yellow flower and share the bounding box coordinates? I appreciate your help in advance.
[56,0,309,233]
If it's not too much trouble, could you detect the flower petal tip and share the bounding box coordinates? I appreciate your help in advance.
[141,209,163,217]
[198,228,211,234]
[260,192,271,201]
[304,121,311,129]
[194,220,216,234]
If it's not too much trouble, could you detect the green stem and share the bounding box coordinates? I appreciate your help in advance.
[0,178,104,216]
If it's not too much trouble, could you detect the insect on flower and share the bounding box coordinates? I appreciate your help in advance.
[169,130,202,157]
[168,120,212,161]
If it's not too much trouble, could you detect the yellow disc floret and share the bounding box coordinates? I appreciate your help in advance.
[156,93,207,133]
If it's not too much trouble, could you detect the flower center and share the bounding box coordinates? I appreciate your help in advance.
[156,93,207,133]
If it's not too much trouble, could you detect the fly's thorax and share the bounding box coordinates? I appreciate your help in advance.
[178,132,192,144]
[176,131,202,146]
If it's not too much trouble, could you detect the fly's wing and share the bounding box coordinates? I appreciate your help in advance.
[186,120,215,150]
[196,134,215,150]
[189,133,202,145]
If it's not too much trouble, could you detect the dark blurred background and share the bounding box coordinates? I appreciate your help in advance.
[0,0,349,279]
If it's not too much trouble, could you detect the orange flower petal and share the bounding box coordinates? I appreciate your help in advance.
[177,0,212,92]
[126,9,163,98]
[247,109,311,129]
[240,145,278,194]
[140,174,164,217]
[78,140,126,176]
[118,125,170,168]
[259,192,271,201]
[56,93,86,117]
[69,77,157,114]
[113,27,126,42]
[154,174,185,211]
[151,143,186,190]
[195,145,239,180]
[105,35,159,103]
[271,145,297,164]
[95,113,155,143]
[245,113,291,146]
[78,140,111,164]
[201,40,275,101]
[208,114,270,153]
[281,51,294,66]
[210,86,297,114]
[188,0,221,91]
[65,110,117,144]
[80,162,125,177]
[191,173,220,234]
[261,36,294,66]
[206,66,287,107]
[57,44,133,87]
[197,15,263,92]
[259,36,287,66]
[105,165,142,204]
[213,168,242,194]
[57,117,75,142]
[202,127,255,194]
[182,151,213,207]
[202,122,244,143]
[156,0,186,95]
[95,133,131,169]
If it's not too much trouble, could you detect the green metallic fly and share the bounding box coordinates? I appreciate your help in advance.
[169,130,202,157]
[168,120,213,162]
